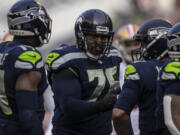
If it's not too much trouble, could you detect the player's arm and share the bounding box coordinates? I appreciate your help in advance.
[113,86,138,135]
[15,71,43,135]
[113,108,129,135]
[160,61,180,135]
[163,94,180,135]
[163,80,180,135]
[43,85,54,132]
[113,65,140,135]
[51,69,120,120]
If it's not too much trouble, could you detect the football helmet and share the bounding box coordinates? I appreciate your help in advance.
[167,23,180,58]
[114,24,140,63]
[7,0,52,46]
[74,9,114,60]
[133,19,172,61]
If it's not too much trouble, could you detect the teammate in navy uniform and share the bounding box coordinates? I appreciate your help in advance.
[159,23,180,135]
[46,9,121,135]
[112,19,172,135]
[0,0,52,135]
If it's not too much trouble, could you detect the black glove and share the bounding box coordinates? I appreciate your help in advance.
[92,83,121,112]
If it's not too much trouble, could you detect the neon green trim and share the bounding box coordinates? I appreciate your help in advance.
[0,70,12,115]
[164,62,180,76]
[68,67,79,78]
[18,51,41,65]
[45,52,60,66]
[125,65,136,77]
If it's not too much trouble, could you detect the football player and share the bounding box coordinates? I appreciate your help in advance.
[112,19,172,135]
[45,9,121,135]
[113,24,140,135]
[0,0,52,135]
[159,23,180,135]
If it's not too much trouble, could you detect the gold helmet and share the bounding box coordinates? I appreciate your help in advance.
[113,24,140,63]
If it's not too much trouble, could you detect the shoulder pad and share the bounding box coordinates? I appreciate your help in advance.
[46,49,87,71]
[161,61,180,80]
[14,48,43,69]
[108,48,122,58]
[45,52,60,68]
[125,64,140,80]
[133,60,146,63]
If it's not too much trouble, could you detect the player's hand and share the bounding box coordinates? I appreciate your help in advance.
[108,83,121,95]
[92,83,121,112]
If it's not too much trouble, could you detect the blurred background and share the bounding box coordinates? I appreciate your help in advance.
[0,0,180,57]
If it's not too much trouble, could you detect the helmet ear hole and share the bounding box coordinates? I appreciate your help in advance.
[74,9,114,60]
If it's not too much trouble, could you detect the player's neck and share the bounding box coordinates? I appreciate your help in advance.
[14,36,40,47]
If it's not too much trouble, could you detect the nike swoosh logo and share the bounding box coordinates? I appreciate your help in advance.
[27,54,36,58]
[48,55,54,59]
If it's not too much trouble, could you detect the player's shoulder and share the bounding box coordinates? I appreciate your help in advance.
[124,60,155,80]
[46,44,87,71]
[132,59,160,69]
[124,62,142,80]
[52,44,80,54]
[129,60,147,70]
[10,44,43,69]
[108,46,122,58]
[160,59,180,80]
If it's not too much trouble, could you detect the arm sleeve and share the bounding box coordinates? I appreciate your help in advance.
[51,69,96,119]
[43,85,54,113]
[164,80,180,96]
[114,79,140,115]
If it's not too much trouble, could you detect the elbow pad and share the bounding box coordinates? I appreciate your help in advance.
[16,90,44,135]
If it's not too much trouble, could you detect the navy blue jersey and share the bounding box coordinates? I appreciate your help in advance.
[155,59,172,135]
[0,39,48,123]
[46,45,122,135]
[114,59,163,135]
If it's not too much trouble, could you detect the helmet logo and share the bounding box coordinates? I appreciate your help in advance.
[148,27,169,37]
[96,26,109,34]
[148,29,159,36]
[77,17,83,24]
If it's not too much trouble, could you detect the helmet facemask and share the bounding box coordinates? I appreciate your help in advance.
[168,35,180,59]
[132,27,169,61]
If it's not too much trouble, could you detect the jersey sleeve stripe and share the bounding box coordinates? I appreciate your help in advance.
[51,52,87,70]
[15,60,33,69]
[108,49,122,58]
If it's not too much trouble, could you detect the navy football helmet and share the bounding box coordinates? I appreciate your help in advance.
[7,0,52,46]
[167,23,180,58]
[74,9,114,60]
[132,19,172,61]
